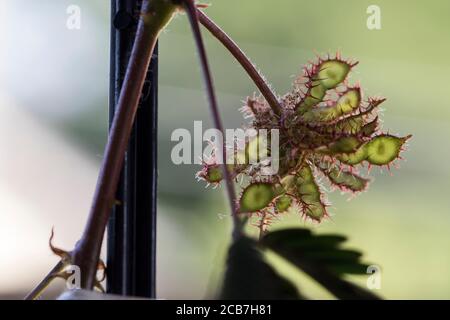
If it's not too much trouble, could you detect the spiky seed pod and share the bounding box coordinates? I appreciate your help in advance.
[294,164,328,221]
[317,97,383,136]
[360,117,379,137]
[318,60,352,89]
[275,195,293,213]
[196,53,411,229]
[338,134,411,166]
[197,164,223,184]
[302,88,362,123]
[239,182,276,213]
[295,58,355,113]
[337,148,366,166]
[316,161,370,193]
[325,116,366,135]
[321,136,363,155]
[299,84,327,111]
[365,134,411,165]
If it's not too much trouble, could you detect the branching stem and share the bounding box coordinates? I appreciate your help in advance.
[26,0,178,294]
[183,0,244,238]
[71,0,177,290]
[28,0,278,296]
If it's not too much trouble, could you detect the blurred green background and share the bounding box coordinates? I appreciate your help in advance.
[0,0,449,299]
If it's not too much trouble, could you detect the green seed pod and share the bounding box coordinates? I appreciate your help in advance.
[318,60,352,89]
[360,117,379,137]
[302,88,361,123]
[197,162,245,185]
[298,83,327,110]
[324,112,370,135]
[296,59,353,113]
[201,164,223,183]
[337,134,410,166]
[275,195,293,213]
[197,53,411,228]
[295,164,327,221]
[280,174,296,192]
[320,98,383,136]
[239,183,276,213]
[337,146,368,165]
[365,134,410,166]
[304,203,327,221]
[319,136,363,155]
[296,164,314,181]
[320,164,369,192]
[330,116,365,135]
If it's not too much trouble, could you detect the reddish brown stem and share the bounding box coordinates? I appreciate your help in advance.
[70,0,177,289]
[183,0,243,237]
[197,10,283,116]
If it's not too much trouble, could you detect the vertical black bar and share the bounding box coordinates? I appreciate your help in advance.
[107,0,157,298]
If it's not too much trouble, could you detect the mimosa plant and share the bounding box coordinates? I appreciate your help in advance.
[25,0,410,300]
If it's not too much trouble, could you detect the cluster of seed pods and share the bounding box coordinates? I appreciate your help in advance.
[197,54,411,228]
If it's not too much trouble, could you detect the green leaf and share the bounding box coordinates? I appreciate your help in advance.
[262,228,380,300]
[239,183,276,213]
[221,236,302,299]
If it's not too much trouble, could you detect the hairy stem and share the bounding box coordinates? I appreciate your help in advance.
[197,10,282,116]
[69,0,177,290]
[183,0,244,238]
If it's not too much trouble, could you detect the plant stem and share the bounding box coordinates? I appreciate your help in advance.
[183,0,244,238]
[258,212,268,242]
[70,0,177,290]
[197,10,283,116]
[24,260,65,300]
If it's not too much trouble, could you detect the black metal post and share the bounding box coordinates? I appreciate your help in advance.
[107,0,158,298]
